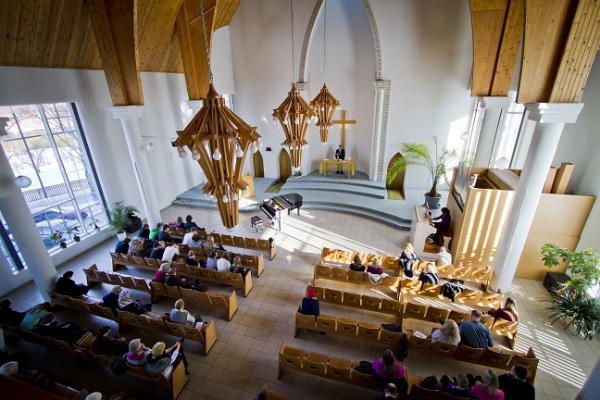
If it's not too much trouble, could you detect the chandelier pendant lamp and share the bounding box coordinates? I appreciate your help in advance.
[272,0,317,170]
[174,0,259,229]
[310,0,340,144]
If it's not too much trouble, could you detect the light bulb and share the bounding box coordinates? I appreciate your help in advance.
[283,119,288,125]
[235,146,244,158]
[222,194,229,203]
[231,193,238,201]
[209,194,215,200]
[212,148,222,161]
[294,116,300,124]
[192,150,201,160]
[251,143,258,153]
[258,140,263,148]
[321,106,325,111]
[177,147,187,158]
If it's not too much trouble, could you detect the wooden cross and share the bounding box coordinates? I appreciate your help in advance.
[332,109,356,148]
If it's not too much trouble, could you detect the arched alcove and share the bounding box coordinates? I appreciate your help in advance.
[386,152,405,200]
[253,150,264,177]
[279,149,292,182]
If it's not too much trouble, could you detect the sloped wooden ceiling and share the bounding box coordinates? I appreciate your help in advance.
[0,0,239,73]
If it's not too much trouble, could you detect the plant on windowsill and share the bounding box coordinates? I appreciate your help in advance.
[88,218,101,231]
[542,244,600,340]
[66,225,81,242]
[386,136,456,209]
[49,231,67,249]
[109,202,139,240]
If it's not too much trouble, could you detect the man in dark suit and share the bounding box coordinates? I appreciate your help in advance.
[335,145,345,174]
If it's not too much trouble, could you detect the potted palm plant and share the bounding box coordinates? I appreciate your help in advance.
[387,136,456,209]
[109,202,139,240]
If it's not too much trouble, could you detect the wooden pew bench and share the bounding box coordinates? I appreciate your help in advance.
[49,292,218,355]
[313,264,402,299]
[412,261,494,291]
[294,312,403,347]
[320,247,399,269]
[110,253,253,296]
[306,284,402,318]
[187,247,265,277]
[400,279,504,309]
[199,231,276,260]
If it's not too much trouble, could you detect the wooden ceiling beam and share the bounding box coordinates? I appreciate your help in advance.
[86,0,143,106]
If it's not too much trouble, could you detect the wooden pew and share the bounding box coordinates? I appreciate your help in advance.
[150,281,238,321]
[313,264,402,299]
[3,325,188,400]
[49,292,218,355]
[187,247,265,277]
[194,231,276,260]
[320,247,399,269]
[110,253,253,297]
[412,261,494,291]
[83,265,238,321]
[400,280,504,309]
[294,312,403,347]
[306,284,402,318]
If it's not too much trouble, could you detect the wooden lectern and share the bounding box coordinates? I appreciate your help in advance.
[409,206,436,258]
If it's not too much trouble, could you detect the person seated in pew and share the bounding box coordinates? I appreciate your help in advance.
[137,224,150,239]
[498,364,534,400]
[184,215,198,231]
[152,263,171,283]
[367,258,384,275]
[182,227,202,247]
[150,241,166,259]
[459,309,494,350]
[173,216,185,229]
[349,255,366,272]
[55,270,90,297]
[372,349,407,389]
[489,297,519,322]
[183,251,200,267]
[161,243,180,262]
[206,235,226,252]
[149,223,162,241]
[418,263,439,285]
[33,314,87,344]
[440,374,472,398]
[230,256,250,277]
[0,298,26,326]
[145,340,189,375]
[157,224,172,242]
[436,247,452,266]
[19,303,52,330]
[102,286,152,315]
[298,288,320,318]
[169,299,204,329]
[125,338,149,366]
[399,243,418,278]
[91,326,128,356]
[206,250,218,270]
[377,383,399,400]
[431,319,460,346]
[471,369,504,400]
[216,252,232,272]
[127,239,144,257]
[114,237,131,255]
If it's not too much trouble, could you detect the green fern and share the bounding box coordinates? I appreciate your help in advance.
[109,201,139,233]
[547,288,600,340]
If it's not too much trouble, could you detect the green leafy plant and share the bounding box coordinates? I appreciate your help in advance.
[542,244,600,294]
[386,136,456,197]
[547,287,600,340]
[109,202,139,233]
[49,231,64,243]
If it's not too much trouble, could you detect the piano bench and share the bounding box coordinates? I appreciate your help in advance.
[251,216,264,232]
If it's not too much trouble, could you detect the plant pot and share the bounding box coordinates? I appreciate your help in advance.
[544,271,570,293]
[116,231,127,241]
[59,241,67,249]
[424,193,442,209]
[73,235,81,242]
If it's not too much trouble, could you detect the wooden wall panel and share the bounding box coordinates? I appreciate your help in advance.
[490,0,525,95]
[214,0,240,30]
[137,0,183,72]
[550,0,600,102]
[470,0,510,96]
[517,0,576,103]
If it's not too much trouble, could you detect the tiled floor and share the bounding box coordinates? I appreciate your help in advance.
[5,206,599,399]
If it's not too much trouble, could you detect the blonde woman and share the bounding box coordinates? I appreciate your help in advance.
[431,319,460,346]
[125,338,148,366]
[418,262,439,285]
[470,369,504,400]
[490,297,519,322]
[399,243,418,277]
[145,340,188,375]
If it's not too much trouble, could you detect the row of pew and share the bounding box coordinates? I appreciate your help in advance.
[170,230,276,260]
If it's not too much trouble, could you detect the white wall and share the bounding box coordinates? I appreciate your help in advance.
[369,0,474,188]
[304,0,375,174]
[553,54,600,251]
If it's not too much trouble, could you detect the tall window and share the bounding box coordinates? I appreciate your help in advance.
[0,103,109,253]
[490,102,526,168]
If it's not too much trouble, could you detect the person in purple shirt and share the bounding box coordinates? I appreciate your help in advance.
[372,349,406,388]
[428,207,451,245]
[489,297,519,322]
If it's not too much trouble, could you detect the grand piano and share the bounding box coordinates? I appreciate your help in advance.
[260,193,303,230]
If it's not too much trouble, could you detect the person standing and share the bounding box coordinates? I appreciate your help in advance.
[335,144,346,174]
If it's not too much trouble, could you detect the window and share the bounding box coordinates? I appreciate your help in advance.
[490,102,526,168]
[0,103,109,253]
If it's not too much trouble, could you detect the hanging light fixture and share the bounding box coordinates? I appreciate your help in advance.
[310,0,340,144]
[174,0,260,229]
[272,0,317,170]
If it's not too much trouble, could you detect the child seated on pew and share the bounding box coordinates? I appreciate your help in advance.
[488,297,519,322]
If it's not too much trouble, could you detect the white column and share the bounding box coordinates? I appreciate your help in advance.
[493,103,584,292]
[110,106,162,228]
[473,96,512,168]
[0,118,57,300]
[370,79,391,181]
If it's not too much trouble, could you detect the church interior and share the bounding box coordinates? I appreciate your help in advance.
[0,0,599,399]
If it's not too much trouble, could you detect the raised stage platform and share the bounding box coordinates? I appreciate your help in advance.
[172,170,448,230]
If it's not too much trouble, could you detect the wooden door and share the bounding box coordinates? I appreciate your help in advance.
[279,149,292,182]
[253,150,264,177]
[386,152,406,199]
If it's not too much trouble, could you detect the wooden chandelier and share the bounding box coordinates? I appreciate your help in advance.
[310,84,340,143]
[272,84,317,169]
[175,84,260,228]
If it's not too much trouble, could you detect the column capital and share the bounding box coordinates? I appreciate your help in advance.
[187,100,203,113]
[373,79,391,90]
[109,105,145,120]
[478,96,511,109]
[526,103,584,124]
